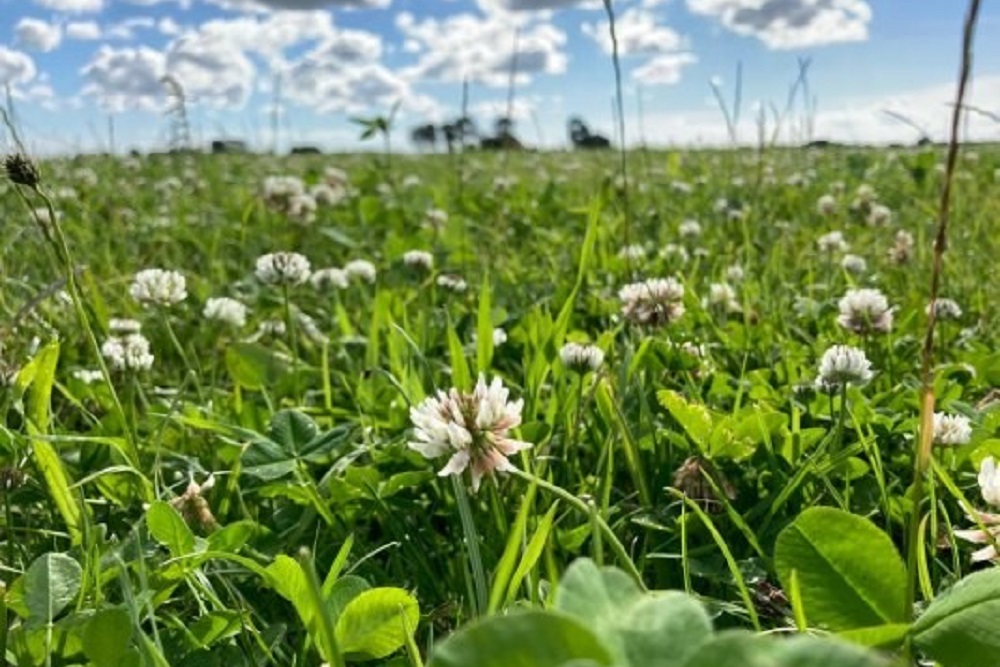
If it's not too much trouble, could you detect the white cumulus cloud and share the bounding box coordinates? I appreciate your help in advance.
[686,0,872,49]
[32,0,104,13]
[15,18,63,52]
[0,47,37,86]
[65,21,102,40]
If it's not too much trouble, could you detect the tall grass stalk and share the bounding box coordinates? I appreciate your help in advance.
[905,0,982,620]
[601,0,632,262]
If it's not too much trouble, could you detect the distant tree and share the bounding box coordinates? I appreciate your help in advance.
[479,116,524,150]
[442,116,478,153]
[410,123,438,151]
[568,116,610,149]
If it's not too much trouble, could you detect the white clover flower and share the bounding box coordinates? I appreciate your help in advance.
[670,180,692,195]
[287,192,317,224]
[403,250,434,271]
[933,412,972,446]
[324,166,349,188]
[679,219,702,238]
[927,298,963,321]
[255,252,311,286]
[855,183,876,203]
[954,457,1000,562]
[102,333,154,371]
[660,244,689,263]
[408,375,532,493]
[887,229,915,264]
[310,268,349,291]
[707,282,741,313]
[725,264,744,283]
[841,254,867,275]
[109,318,142,334]
[130,269,187,306]
[817,230,848,254]
[72,369,104,385]
[816,194,837,216]
[837,288,893,334]
[203,297,248,328]
[344,259,377,284]
[867,204,892,226]
[619,277,685,327]
[262,175,305,203]
[437,274,468,293]
[424,208,449,230]
[311,183,347,206]
[256,319,286,337]
[559,342,604,373]
[815,344,873,393]
[619,244,647,261]
[492,328,507,346]
[295,310,327,343]
[402,174,422,188]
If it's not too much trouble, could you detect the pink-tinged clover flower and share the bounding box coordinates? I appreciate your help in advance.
[409,375,531,493]
[954,457,1000,562]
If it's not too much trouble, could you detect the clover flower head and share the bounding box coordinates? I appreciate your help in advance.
[933,412,972,446]
[255,252,311,286]
[559,342,604,373]
[409,375,532,492]
[310,267,349,291]
[203,297,248,328]
[837,288,893,334]
[619,277,685,327]
[403,250,434,271]
[815,344,873,393]
[344,259,377,284]
[102,333,154,371]
[130,268,187,306]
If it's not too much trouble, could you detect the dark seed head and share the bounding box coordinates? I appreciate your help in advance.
[4,154,41,188]
[0,466,27,493]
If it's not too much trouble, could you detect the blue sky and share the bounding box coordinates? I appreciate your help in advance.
[0,0,998,154]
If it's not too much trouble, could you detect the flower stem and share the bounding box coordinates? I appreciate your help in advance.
[452,476,488,617]
[509,467,645,590]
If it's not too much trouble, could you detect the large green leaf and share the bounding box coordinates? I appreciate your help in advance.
[225,342,290,390]
[335,587,419,661]
[657,390,712,452]
[428,611,615,667]
[82,608,133,666]
[146,501,196,557]
[555,559,713,667]
[682,632,884,667]
[913,568,1000,667]
[774,507,907,631]
[24,553,82,629]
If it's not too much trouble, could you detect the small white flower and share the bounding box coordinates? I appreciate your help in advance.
[72,369,104,385]
[867,204,892,226]
[203,297,248,328]
[619,278,685,327]
[130,269,187,306]
[424,208,449,230]
[837,288,893,334]
[102,333,154,371]
[437,274,468,293]
[403,250,434,271]
[927,298,962,321]
[887,229,915,264]
[660,244,689,263]
[933,412,972,446]
[855,184,876,203]
[954,456,1000,561]
[492,328,507,346]
[725,264,744,283]
[262,175,305,203]
[559,342,604,373]
[109,318,142,334]
[619,244,647,261]
[344,259,377,284]
[817,231,848,254]
[255,252,311,286]
[310,268,349,291]
[816,194,837,216]
[815,344,873,392]
[311,183,347,206]
[979,457,1000,507]
[287,192,317,224]
[841,254,867,275]
[679,219,702,238]
[324,166,349,188]
[256,319,286,337]
[707,282,741,313]
[409,375,532,493]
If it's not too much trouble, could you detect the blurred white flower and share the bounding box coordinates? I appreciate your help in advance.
[867,203,892,226]
[660,244,689,263]
[837,288,893,334]
[437,274,468,293]
[409,375,532,492]
[130,269,187,306]
[927,298,962,321]
[403,250,434,271]
[102,333,154,371]
[109,318,142,334]
[817,231,848,254]
[310,268,349,291]
[933,412,972,446]
[344,259,377,284]
[424,208,449,231]
[887,229,915,264]
[619,244,647,261]
[815,344,873,392]
[559,342,604,373]
[203,297,248,328]
[679,219,702,238]
[725,264,744,283]
[256,252,311,286]
[816,194,837,216]
[619,278,685,327]
[324,166,349,188]
[707,282,741,313]
[72,369,104,385]
[841,254,867,275]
